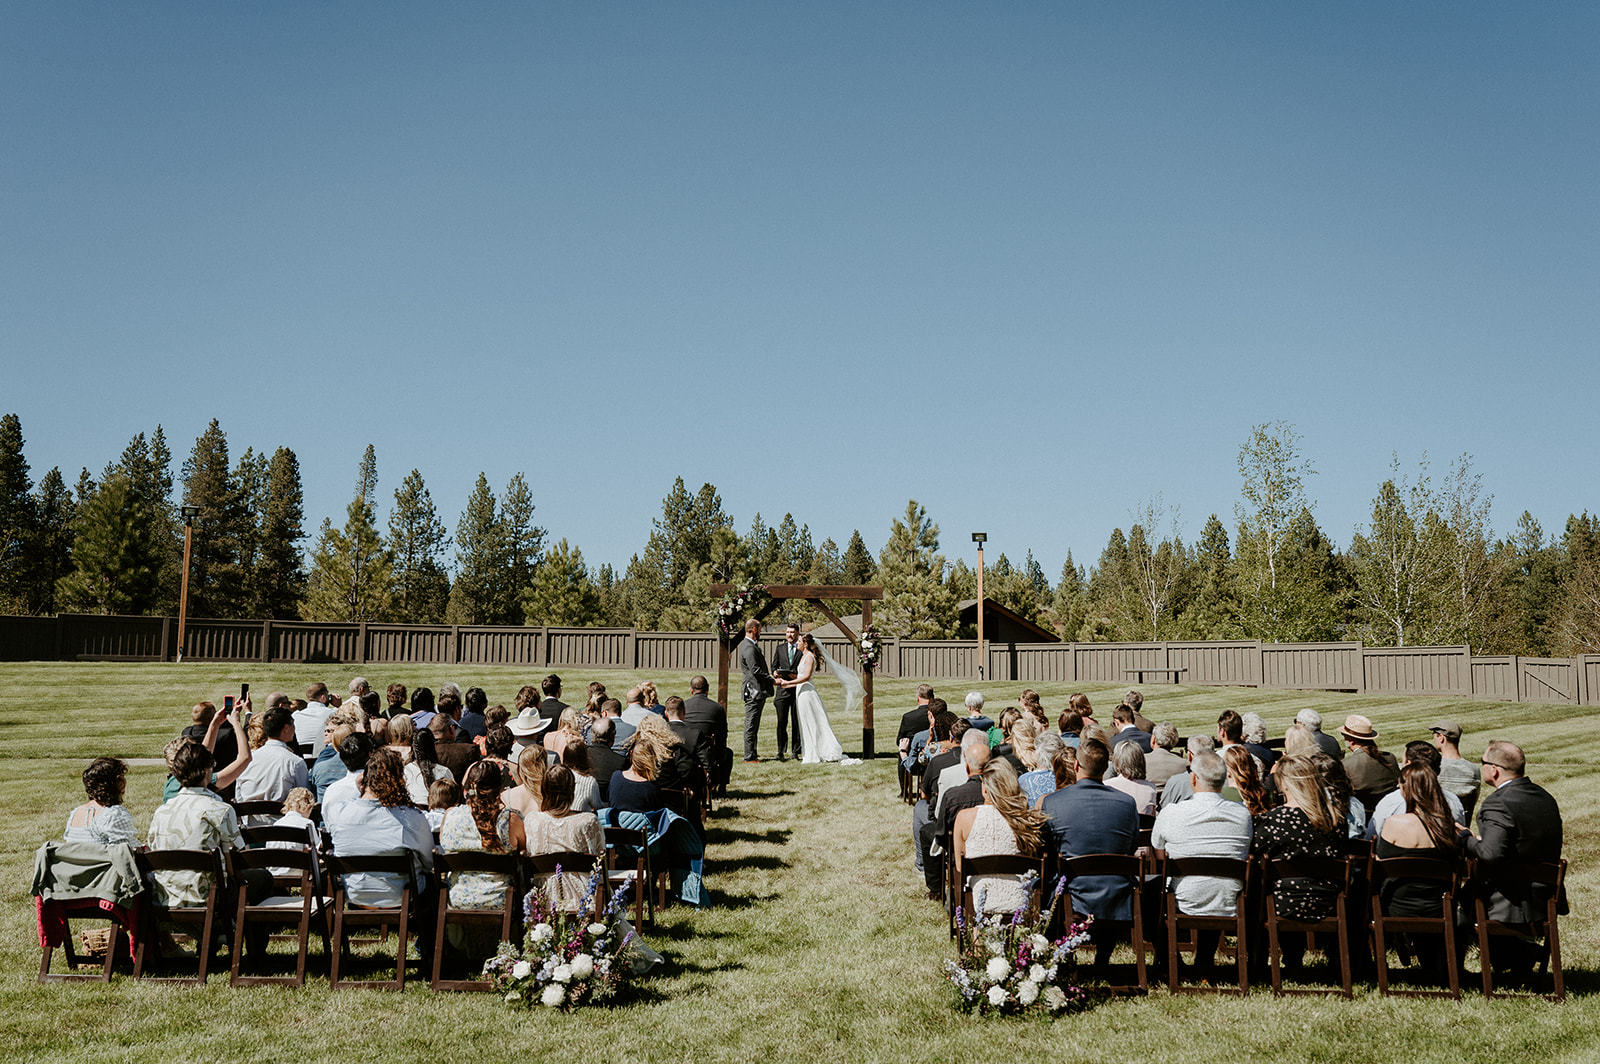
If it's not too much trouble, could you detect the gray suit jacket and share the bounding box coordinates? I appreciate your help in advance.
[739,637,772,703]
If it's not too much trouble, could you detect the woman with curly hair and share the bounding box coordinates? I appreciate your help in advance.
[439,760,525,917]
[952,759,1047,913]
[65,757,140,846]
[631,713,703,796]
[639,681,664,715]
[324,748,434,910]
[522,763,604,911]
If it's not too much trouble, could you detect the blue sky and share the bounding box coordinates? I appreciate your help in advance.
[2,3,1595,577]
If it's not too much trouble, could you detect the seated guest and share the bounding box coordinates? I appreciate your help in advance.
[473,706,511,755]
[1106,742,1158,816]
[1159,735,1216,810]
[1122,689,1154,733]
[638,681,666,716]
[1035,743,1078,810]
[1252,756,1346,966]
[1430,719,1482,821]
[1366,741,1466,838]
[1375,762,1462,970]
[181,700,240,798]
[323,749,435,960]
[561,739,601,813]
[917,710,962,808]
[162,700,254,802]
[632,714,705,800]
[269,787,322,878]
[609,740,663,815]
[523,763,604,911]
[1241,713,1278,773]
[456,687,489,740]
[148,742,270,918]
[504,747,549,823]
[384,682,408,720]
[1340,714,1400,819]
[1057,709,1083,750]
[403,727,456,805]
[587,717,629,806]
[620,686,652,728]
[1040,739,1139,968]
[962,691,994,732]
[1150,751,1252,976]
[233,705,308,813]
[1109,704,1152,754]
[1067,692,1096,731]
[665,695,718,793]
[989,706,1021,752]
[322,734,373,816]
[311,708,361,803]
[909,708,959,875]
[407,687,437,730]
[901,698,938,772]
[952,759,1046,914]
[1293,707,1344,760]
[293,684,334,755]
[897,684,936,756]
[1145,723,1188,791]
[1222,745,1273,818]
[593,698,636,746]
[1012,719,1049,799]
[584,681,608,719]
[439,760,525,950]
[1464,740,1563,974]
[65,757,140,846]
[1018,689,1050,730]
[432,682,465,731]
[544,708,581,760]
[426,778,462,831]
[368,716,391,750]
[478,724,518,783]
[507,705,551,762]
[430,711,481,782]
[920,730,991,897]
[1305,751,1365,838]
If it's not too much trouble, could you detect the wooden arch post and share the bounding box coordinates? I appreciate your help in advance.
[709,584,885,759]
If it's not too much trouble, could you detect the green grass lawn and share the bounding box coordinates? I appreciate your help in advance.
[4,662,1599,1064]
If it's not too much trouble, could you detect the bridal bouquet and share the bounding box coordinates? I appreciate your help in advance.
[946,876,1092,1017]
[484,867,637,1009]
[711,581,769,642]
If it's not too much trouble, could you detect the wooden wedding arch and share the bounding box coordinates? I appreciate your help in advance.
[708,584,884,759]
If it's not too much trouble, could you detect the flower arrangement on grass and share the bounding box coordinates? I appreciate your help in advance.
[484,866,638,1009]
[857,624,883,670]
[946,875,1092,1017]
[711,581,768,643]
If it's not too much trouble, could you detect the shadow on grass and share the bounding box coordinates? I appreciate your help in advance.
[705,827,793,846]
[719,788,797,801]
[708,853,791,873]
[704,888,781,911]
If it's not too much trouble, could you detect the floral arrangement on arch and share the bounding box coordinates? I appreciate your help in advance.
[857,624,883,670]
[484,866,638,1009]
[946,875,1092,1017]
[711,581,769,643]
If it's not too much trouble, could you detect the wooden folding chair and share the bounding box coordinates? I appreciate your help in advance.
[1057,853,1149,995]
[660,787,704,836]
[431,852,524,992]
[1160,856,1251,995]
[1264,856,1354,998]
[241,823,320,893]
[1471,858,1566,1002]
[326,854,418,991]
[227,847,329,987]
[38,902,127,983]
[604,826,654,929]
[525,852,608,920]
[960,854,1044,927]
[1368,855,1462,999]
[132,849,227,985]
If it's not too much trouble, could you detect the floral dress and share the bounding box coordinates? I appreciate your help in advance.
[1251,805,1344,920]
[439,805,514,909]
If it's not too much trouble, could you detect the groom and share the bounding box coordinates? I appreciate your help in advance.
[738,618,773,763]
[770,622,803,761]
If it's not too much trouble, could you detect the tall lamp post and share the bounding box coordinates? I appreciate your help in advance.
[176,505,199,663]
[971,532,987,681]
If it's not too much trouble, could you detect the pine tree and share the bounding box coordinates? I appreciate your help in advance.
[388,469,451,623]
[523,538,602,626]
[56,473,162,614]
[447,473,499,626]
[1051,553,1089,640]
[109,427,180,611]
[0,413,36,611]
[29,467,76,614]
[596,563,632,627]
[498,473,545,622]
[877,499,957,638]
[232,446,270,597]
[1552,513,1600,654]
[842,530,876,585]
[746,513,774,582]
[626,477,731,630]
[180,419,248,618]
[808,538,843,585]
[250,447,306,619]
[1179,514,1238,639]
[304,445,393,621]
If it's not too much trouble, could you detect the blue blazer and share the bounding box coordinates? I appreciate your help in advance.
[1040,779,1140,921]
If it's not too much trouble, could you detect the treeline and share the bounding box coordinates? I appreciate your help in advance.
[0,415,1593,655]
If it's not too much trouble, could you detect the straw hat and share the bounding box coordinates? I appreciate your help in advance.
[1338,714,1379,742]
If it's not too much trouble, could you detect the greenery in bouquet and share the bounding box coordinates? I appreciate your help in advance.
[711,580,768,642]
[946,875,1092,1017]
[857,624,883,670]
[484,866,638,1009]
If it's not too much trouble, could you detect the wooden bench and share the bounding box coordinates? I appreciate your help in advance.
[1124,667,1187,685]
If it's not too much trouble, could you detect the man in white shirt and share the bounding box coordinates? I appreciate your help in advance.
[620,687,652,728]
[321,733,373,817]
[293,682,334,755]
[234,707,309,814]
[1150,751,1252,978]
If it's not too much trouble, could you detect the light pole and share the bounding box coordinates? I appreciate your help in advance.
[972,532,987,681]
[177,505,199,663]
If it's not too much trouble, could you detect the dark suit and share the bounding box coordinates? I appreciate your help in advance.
[920,775,983,895]
[670,719,719,791]
[1110,725,1152,754]
[587,741,628,805]
[1466,776,1563,925]
[898,704,931,748]
[738,637,772,760]
[683,692,731,788]
[539,697,569,725]
[1041,779,1140,922]
[435,741,481,784]
[770,639,804,758]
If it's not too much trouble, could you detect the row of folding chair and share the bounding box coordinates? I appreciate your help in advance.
[945,846,1566,1000]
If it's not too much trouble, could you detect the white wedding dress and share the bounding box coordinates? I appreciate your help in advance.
[795,679,845,764]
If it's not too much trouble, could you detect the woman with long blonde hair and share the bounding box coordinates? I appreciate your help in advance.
[1011,715,1042,772]
[952,759,1047,913]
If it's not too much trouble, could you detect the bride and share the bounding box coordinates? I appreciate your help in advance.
[776,633,863,765]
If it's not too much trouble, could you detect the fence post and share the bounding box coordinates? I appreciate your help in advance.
[261,620,272,664]
[54,615,65,661]
[159,616,172,662]
[627,628,638,668]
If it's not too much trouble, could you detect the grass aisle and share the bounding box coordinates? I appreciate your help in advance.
[3,664,1600,1062]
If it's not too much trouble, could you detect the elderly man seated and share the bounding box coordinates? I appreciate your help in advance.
[1150,751,1252,978]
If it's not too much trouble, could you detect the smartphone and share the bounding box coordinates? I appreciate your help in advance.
[224,695,235,712]
[240,682,250,701]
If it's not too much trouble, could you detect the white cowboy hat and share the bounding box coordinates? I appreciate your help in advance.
[508,707,550,738]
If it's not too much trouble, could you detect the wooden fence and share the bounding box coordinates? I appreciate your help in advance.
[2,613,1597,705]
